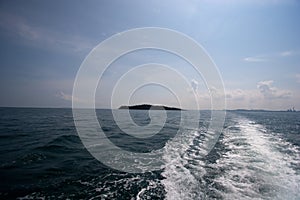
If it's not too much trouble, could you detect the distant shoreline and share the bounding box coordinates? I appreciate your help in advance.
[226,109,298,112]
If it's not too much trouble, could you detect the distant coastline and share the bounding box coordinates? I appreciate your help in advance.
[119,104,182,111]
[227,108,298,112]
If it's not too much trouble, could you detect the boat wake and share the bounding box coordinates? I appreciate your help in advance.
[160,115,300,200]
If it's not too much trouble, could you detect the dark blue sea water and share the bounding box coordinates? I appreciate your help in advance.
[0,108,299,199]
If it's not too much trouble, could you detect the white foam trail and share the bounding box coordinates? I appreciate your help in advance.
[213,117,300,200]
[161,129,206,200]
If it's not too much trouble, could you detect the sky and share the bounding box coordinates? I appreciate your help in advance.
[0,0,299,110]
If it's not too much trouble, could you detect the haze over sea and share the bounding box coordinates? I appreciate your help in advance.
[0,108,299,199]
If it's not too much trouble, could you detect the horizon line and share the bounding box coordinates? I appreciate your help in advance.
[0,106,297,112]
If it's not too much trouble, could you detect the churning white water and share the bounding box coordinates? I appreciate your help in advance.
[161,116,300,200]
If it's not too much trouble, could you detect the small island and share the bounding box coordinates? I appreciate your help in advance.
[119,104,182,110]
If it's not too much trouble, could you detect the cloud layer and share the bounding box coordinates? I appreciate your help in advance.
[257,80,292,99]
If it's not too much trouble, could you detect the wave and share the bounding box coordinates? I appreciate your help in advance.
[160,115,300,200]
[161,129,207,200]
[210,117,300,200]
[35,135,82,153]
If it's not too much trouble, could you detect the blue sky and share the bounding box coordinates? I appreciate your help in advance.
[0,0,299,110]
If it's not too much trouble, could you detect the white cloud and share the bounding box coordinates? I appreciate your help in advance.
[57,92,73,101]
[190,79,199,91]
[279,50,300,57]
[244,56,268,62]
[257,80,292,99]
[224,80,298,110]
[280,51,293,57]
[226,89,246,100]
[225,88,259,109]
[57,91,85,103]
[244,50,299,62]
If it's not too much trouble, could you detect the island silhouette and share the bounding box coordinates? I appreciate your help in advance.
[119,104,182,110]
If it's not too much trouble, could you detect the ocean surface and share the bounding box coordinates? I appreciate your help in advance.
[0,108,299,199]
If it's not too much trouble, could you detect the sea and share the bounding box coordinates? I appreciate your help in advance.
[0,107,299,200]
